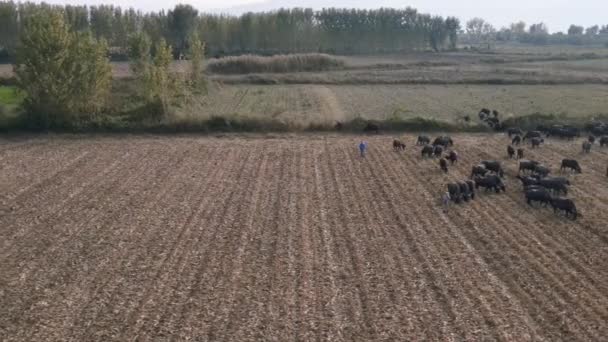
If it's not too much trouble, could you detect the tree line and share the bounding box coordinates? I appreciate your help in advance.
[463,18,608,48]
[0,2,460,59]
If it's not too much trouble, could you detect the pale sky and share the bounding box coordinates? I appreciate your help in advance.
[35,0,608,33]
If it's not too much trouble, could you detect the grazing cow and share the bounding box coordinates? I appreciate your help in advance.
[481,160,505,178]
[547,126,580,140]
[447,150,458,165]
[518,160,539,174]
[582,141,591,153]
[533,165,551,178]
[512,135,522,146]
[439,158,449,173]
[417,135,430,145]
[525,189,552,207]
[507,127,522,138]
[517,148,524,159]
[588,135,596,144]
[421,145,434,158]
[507,145,515,159]
[433,145,444,158]
[474,175,506,193]
[600,136,608,147]
[363,122,379,134]
[530,137,544,148]
[561,159,582,173]
[539,177,569,195]
[550,197,579,219]
[471,165,489,179]
[517,175,540,187]
[393,139,406,151]
[458,182,471,202]
[523,131,542,141]
[433,136,454,148]
[447,183,462,203]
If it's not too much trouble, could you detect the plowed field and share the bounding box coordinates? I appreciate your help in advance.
[1,134,607,341]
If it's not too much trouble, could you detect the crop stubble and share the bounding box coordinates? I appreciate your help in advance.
[0,134,607,341]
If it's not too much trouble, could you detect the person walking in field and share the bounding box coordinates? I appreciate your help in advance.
[442,191,451,212]
[359,141,368,158]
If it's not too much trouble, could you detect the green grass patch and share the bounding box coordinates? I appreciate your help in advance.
[0,86,24,106]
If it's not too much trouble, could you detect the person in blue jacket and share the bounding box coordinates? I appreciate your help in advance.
[359,141,368,157]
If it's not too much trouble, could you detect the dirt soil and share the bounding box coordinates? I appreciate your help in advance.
[1,134,607,341]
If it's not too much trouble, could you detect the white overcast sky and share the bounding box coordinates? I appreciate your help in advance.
[34,0,607,32]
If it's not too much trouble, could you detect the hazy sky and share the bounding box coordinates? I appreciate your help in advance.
[36,0,607,32]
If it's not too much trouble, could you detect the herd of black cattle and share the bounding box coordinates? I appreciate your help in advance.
[387,120,608,221]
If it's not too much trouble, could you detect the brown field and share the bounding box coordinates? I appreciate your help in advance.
[1,134,607,340]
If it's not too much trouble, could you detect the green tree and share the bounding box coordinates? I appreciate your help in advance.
[568,25,584,35]
[188,34,206,92]
[14,10,111,129]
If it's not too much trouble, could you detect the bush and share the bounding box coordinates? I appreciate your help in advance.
[207,53,345,74]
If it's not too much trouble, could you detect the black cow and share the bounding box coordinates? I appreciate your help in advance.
[479,108,491,120]
[600,136,608,147]
[474,175,506,193]
[393,140,406,151]
[550,198,579,219]
[518,160,539,174]
[582,141,591,153]
[363,122,379,134]
[517,175,540,187]
[433,145,444,158]
[447,150,458,165]
[466,180,476,200]
[533,165,551,178]
[481,160,505,178]
[588,135,596,144]
[417,135,430,145]
[439,158,449,173]
[512,135,522,146]
[421,145,434,158]
[517,148,524,159]
[507,145,515,159]
[433,136,454,148]
[447,183,462,203]
[523,131,542,141]
[525,189,552,207]
[334,121,343,131]
[470,165,488,178]
[507,128,522,138]
[561,159,582,173]
[458,182,471,202]
[531,137,544,148]
[539,177,569,195]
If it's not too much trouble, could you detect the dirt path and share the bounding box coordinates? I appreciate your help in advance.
[1,134,607,341]
[312,85,348,123]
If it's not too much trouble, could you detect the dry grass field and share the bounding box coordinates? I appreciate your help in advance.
[1,134,607,340]
[188,84,608,126]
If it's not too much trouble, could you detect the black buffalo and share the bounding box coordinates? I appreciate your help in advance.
[588,135,596,144]
[474,175,506,193]
[439,158,449,173]
[517,175,540,187]
[447,150,458,165]
[517,148,524,159]
[458,182,472,202]
[433,145,444,158]
[530,137,544,148]
[417,135,431,145]
[507,127,523,138]
[421,145,434,158]
[523,131,542,141]
[466,180,476,200]
[507,145,515,159]
[539,177,569,195]
[481,160,505,178]
[393,139,406,151]
[470,165,488,178]
[447,183,462,203]
[518,160,539,174]
[512,135,522,146]
[550,197,579,219]
[533,164,551,178]
[600,136,608,147]
[433,136,454,148]
[525,189,552,207]
[560,159,582,173]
